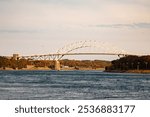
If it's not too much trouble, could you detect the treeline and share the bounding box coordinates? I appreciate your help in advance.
[0,56,29,69]
[106,55,150,71]
[0,56,110,70]
[60,59,111,69]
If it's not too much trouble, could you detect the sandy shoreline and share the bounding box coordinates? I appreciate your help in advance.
[0,67,105,71]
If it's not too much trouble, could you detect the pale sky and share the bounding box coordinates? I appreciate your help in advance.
[0,0,150,60]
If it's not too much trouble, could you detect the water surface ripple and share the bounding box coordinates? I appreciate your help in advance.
[0,70,150,100]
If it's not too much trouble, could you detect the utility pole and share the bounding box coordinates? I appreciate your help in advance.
[131,62,134,69]
[137,62,140,70]
[144,62,148,69]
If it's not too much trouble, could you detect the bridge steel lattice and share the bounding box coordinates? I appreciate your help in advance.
[18,40,131,70]
[20,40,130,60]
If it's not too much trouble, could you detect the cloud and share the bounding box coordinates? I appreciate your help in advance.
[0,29,46,33]
[1,22,150,34]
[134,23,150,28]
[0,0,150,56]
[89,23,150,29]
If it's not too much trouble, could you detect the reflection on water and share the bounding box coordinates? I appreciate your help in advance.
[0,70,150,100]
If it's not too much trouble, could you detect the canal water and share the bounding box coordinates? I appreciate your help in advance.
[0,70,150,100]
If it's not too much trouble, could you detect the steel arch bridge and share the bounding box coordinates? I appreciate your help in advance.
[20,40,130,60]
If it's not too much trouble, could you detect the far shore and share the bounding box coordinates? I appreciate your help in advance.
[0,67,105,71]
[1,67,150,74]
[105,70,150,74]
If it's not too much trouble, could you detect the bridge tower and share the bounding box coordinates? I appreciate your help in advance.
[54,60,61,71]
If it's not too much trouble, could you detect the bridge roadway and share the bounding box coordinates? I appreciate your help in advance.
[19,52,130,60]
[19,52,131,70]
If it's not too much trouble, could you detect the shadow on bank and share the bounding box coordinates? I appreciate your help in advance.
[105,55,150,73]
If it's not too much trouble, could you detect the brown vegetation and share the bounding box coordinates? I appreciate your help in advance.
[105,55,150,72]
[0,56,110,70]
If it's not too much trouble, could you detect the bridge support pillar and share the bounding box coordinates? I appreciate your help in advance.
[54,60,61,71]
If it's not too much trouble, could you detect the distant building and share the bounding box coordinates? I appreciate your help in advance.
[13,54,19,60]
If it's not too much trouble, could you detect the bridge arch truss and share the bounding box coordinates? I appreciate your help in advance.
[20,40,130,60]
